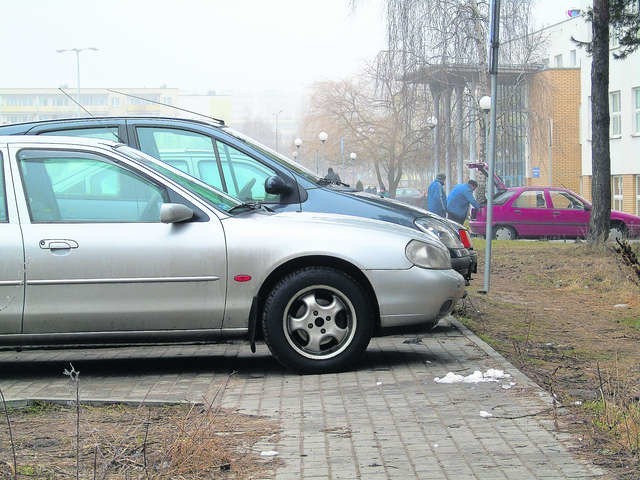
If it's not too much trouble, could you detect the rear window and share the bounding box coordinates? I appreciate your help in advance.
[493,190,517,205]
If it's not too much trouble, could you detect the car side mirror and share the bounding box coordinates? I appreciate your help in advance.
[265,175,292,195]
[160,203,194,223]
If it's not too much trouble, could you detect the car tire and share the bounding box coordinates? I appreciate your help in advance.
[608,223,627,242]
[262,267,373,373]
[494,225,516,240]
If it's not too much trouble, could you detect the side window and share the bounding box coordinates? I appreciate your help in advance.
[549,191,584,210]
[513,190,546,208]
[215,141,279,202]
[41,127,120,142]
[136,127,224,191]
[17,149,167,223]
[0,153,7,222]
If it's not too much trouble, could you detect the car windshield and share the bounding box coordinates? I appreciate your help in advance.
[223,127,323,183]
[114,144,241,213]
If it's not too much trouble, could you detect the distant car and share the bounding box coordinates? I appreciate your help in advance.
[0,117,477,283]
[467,163,640,240]
[0,135,466,373]
[395,187,425,207]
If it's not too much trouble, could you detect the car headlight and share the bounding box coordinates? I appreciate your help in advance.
[405,240,451,269]
[414,217,464,249]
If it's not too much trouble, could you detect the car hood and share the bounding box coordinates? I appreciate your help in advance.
[221,210,446,271]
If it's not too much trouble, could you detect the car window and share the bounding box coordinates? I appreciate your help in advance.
[41,127,121,142]
[136,127,224,191]
[17,149,167,223]
[513,190,547,208]
[0,153,7,222]
[492,189,517,205]
[549,190,585,210]
[215,140,280,202]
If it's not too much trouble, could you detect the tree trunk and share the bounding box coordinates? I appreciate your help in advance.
[588,0,611,244]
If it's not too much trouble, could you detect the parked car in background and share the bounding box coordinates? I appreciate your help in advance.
[467,163,640,240]
[0,136,466,373]
[395,187,425,208]
[0,117,477,283]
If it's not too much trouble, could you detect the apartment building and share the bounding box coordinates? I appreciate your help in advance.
[538,6,640,215]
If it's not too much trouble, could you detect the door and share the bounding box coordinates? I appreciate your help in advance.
[547,189,590,237]
[11,145,227,334]
[0,149,24,333]
[502,189,554,237]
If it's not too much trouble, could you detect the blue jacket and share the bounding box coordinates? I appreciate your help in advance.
[447,183,480,219]
[427,180,446,217]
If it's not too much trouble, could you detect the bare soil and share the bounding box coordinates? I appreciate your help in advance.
[459,239,640,479]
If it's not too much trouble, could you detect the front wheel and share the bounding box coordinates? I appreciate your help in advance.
[494,225,516,240]
[262,267,373,373]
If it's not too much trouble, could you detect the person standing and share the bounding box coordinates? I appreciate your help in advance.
[426,173,447,217]
[324,167,341,184]
[446,179,480,225]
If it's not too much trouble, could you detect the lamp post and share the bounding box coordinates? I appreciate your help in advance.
[427,116,438,180]
[273,110,283,152]
[317,131,328,174]
[56,47,98,114]
[479,96,491,164]
[294,137,302,162]
[349,152,357,184]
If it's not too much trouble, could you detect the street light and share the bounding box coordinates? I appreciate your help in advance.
[479,95,492,170]
[317,131,328,174]
[56,47,99,114]
[294,137,302,161]
[273,109,283,152]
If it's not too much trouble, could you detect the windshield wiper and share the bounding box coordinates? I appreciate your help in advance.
[227,202,273,214]
[317,178,351,187]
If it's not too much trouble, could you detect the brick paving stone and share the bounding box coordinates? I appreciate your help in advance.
[0,317,609,479]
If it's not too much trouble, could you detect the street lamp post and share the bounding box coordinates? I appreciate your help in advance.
[294,137,302,162]
[427,116,438,180]
[349,152,357,184]
[273,110,283,152]
[317,131,328,175]
[56,47,98,114]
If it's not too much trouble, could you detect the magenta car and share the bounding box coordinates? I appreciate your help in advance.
[468,163,640,240]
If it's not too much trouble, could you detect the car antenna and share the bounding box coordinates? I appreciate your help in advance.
[106,88,225,126]
[58,88,95,117]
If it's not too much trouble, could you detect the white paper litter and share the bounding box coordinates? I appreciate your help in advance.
[260,451,279,456]
[479,410,493,418]
[434,369,512,384]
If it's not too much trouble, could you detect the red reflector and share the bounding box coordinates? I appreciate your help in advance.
[458,229,473,249]
[234,275,252,282]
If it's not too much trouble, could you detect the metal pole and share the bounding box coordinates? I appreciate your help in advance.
[75,49,81,115]
[481,0,501,294]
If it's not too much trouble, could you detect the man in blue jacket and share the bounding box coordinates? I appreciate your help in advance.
[427,173,447,217]
[447,179,480,225]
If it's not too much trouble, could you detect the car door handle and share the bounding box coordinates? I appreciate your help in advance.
[513,209,521,214]
[39,239,79,250]
[552,211,561,217]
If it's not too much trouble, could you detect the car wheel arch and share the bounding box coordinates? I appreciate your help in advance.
[256,256,381,334]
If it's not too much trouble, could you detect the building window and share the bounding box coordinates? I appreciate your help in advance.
[569,49,577,66]
[612,176,624,211]
[609,91,621,137]
[554,54,563,68]
[634,87,640,134]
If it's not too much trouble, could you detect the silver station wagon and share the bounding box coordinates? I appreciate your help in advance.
[0,136,465,373]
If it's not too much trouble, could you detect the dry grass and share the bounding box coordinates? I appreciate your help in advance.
[0,398,280,479]
[459,239,640,479]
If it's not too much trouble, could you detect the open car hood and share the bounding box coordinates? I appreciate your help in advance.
[467,162,508,192]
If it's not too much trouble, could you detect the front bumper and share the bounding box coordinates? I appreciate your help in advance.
[365,267,466,329]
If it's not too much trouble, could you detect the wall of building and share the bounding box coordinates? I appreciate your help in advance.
[528,69,582,192]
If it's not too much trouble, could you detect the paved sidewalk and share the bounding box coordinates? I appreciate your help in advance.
[0,318,606,479]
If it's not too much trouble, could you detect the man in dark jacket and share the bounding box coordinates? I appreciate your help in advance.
[427,173,447,217]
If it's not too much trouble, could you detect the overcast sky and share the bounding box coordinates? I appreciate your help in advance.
[0,0,577,97]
